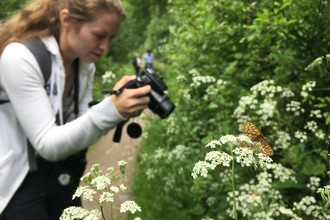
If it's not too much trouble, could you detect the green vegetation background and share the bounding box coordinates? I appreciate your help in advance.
[2,0,330,219]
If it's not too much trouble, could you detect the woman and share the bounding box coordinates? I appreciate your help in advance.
[0,0,150,219]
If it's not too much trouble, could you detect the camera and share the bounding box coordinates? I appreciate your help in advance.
[119,68,175,119]
[90,69,175,142]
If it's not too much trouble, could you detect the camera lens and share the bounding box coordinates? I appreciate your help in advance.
[156,99,175,118]
[148,90,175,118]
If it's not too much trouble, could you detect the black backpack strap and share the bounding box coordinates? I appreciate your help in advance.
[0,36,52,104]
[20,36,52,84]
[21,38,80,171]
[19,37,52,171]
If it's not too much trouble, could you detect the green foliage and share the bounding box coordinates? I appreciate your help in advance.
[0,0,26,20]
[130,0,330,219]
[4,0,330,218]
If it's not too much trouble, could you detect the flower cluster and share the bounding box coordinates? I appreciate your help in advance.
[187,69,227,101]
[232,78,328,150]
[300,81,316,98]
[60,162,142,220]
[318,157,330,208]
[318,185,330,207]
[223,162,330,220]
[102,71,116,84]
[304,55,330,71]
[192,134,273,180]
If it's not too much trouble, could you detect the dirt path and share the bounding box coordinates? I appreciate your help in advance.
[81,117,146,220]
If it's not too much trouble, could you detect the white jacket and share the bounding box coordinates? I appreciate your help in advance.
[0,36,125,213]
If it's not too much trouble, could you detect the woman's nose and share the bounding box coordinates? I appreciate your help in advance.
[99,39,111,52]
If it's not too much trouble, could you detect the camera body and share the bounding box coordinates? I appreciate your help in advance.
[120,68,175,119]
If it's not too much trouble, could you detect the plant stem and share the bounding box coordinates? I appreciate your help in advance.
[100,205,106,220]
[110,202,114,220]
[231,147,238,220]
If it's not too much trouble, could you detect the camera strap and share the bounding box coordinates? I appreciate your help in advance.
[73,58,79,118]
[100,89,123,95]
[100,89,129,143]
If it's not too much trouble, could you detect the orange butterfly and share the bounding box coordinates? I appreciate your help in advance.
[239,121,273,156]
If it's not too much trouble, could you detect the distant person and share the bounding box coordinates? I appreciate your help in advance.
[142,49,154,69]
[133,54,141,75]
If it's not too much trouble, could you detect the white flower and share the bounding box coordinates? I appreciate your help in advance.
[91,175,111,190]
[256,153,273,169]
[192,161,211,179]
[84,209,102,220]
[176,74,186,82]
[205,140,222,148]
[154,148,165,159]
[236,134,253,144]
[294,131,307,143]
[63,161,142,220]
[110,186,119,193]
[304,120,318,132]
[73,186,96,201]
[146,168,156,179]
[271,163,296,183]
[307,176,321,191]
[102,71,116,84]
[286,101,304,115]
[205,151,232,168]
[60,206,89,220]
[99,192,114,203]
[232,147,255,167]
[168,145,187,160]
[80,172,91,182]
[117,160,128,166]
[220,135,237,144]
[107,167,114,172]
[315,130,325,140]
[90,164,101,174]
[273,131,291,150]
[120,200,142,214]
[120,184,127,192]
[310,110,322,118]
[206,196,216,207]
[118,160,128,174]
[281,88,295,98]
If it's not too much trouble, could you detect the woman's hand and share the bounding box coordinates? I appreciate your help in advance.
[110,76,151,118]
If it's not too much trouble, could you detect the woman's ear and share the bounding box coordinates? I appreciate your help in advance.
[59,9,70,30]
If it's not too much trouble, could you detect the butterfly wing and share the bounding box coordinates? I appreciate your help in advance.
[261,142,273,156]
[241,122,273,156]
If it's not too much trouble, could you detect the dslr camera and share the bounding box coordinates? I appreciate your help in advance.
[119,68,175,119]
[92,69,175,142]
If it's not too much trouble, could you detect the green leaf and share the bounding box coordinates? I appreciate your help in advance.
[326,115,330,125]
[301,158,327,176]
[207,102,219,109]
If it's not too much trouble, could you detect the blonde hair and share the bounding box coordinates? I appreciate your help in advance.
[0,0,125,54]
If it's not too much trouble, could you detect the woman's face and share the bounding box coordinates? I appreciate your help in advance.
[65,10,121,63]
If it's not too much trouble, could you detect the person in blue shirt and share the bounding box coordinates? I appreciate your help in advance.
[142,49,155,69]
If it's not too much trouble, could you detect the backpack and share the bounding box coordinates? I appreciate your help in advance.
[0,36,51,104]
[0,37,86,175]
[0,36,52,170]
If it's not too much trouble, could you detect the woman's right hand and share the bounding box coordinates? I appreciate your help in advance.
[110,76,151,118]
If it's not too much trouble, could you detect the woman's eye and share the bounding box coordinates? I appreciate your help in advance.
[94,33,105,39]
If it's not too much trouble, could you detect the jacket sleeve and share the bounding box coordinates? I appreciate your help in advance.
[0,42,125,162]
